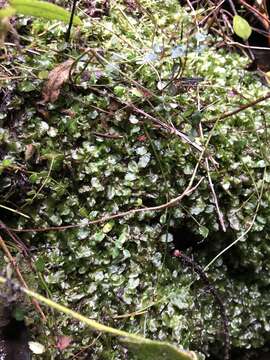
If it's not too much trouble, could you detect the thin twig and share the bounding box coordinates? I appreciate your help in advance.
[174,251,230,360]
[226,41,270,51]
[204,168,266,270]
[23,157,54,208]
[197,88,226,231]
[198,0,226,27]
[208,92,270,123]
[0,235,46,322]
[0,220,29,255]
[227,0,236,15]
[128,103,218,166]
[92,132,123,139]
[198,123,226,231]
[238,0,270,27]
[0,204,30,219]
[206,157,226,231]
[7,177,204,233]
[65,0,78,42]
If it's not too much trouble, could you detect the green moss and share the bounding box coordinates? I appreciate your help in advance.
[0,0,270,358]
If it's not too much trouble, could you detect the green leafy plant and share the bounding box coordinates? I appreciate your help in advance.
[1,0,270,358]
[0,0,82,25]
[0,275,198,360]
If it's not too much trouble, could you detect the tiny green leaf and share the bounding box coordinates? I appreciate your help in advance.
[35,257,46,272]
[198,225,209,238]
[102,221,114,234]
[9,0,82,25]
[12,307,25,321]
[233,15,252,41]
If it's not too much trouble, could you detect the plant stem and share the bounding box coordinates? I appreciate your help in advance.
[65,0,78,42]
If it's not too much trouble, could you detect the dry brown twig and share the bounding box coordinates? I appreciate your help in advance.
[0,234,46,321]
[238,0,270,28]
[198,120,226,232]
[0,220,29,255]
[8,176,204,233]
[198,0,226,27]
[82,48,218,165]
[127,103,218,166]
[186,0,226,231]
[205,156,226,231]
[208,92,270,123]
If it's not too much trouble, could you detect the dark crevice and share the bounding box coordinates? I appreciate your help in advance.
[171,224,208,252]
[0,305,31,360]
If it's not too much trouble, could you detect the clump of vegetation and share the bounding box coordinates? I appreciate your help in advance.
[0,0,270,359]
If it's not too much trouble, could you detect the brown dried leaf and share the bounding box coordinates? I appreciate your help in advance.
[25,144,35,161]
[42,59,74,103]
[36,106,50,119]
[60,108,76,117]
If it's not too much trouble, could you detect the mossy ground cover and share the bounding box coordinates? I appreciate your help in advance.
[0,0,270,359]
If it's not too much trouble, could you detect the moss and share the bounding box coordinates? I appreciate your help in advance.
[0,0,270,358]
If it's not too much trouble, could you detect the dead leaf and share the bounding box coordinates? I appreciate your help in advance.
[109,99,121,112]
[42,59,74,103]
[138,86,152,98]
[56,335,72,351]
[60,108,76,117]
[36,105,50,119]
[25,144,35,161]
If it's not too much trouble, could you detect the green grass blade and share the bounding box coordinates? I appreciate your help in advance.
[0,6,16,19]
[10,0,82,25]
[123,338,199,360]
